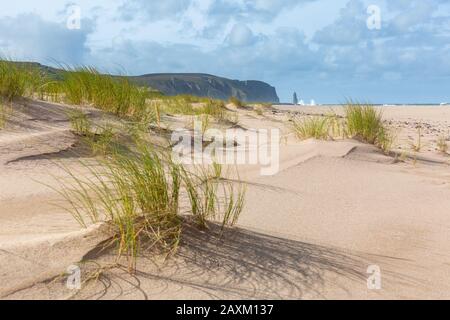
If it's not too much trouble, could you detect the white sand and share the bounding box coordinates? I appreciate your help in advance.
[1,101,450,299]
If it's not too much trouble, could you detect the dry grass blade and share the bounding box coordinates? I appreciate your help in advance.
[410,125,423,152]
[437,135,448,154]
[181,164,246,231]
[0,101,13,129]
[68,108,92,136]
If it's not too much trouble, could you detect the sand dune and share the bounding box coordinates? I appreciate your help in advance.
[1,101,450,299]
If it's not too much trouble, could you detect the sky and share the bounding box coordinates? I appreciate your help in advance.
[0,0,449,103]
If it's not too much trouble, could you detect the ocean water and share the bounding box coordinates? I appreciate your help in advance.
[274,103,447,108]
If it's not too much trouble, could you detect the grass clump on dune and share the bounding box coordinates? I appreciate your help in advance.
[55,145,246,272]
[344,101,395,153]
[292,116,331,140]
[56,149,181,270]
[345,102,383,144]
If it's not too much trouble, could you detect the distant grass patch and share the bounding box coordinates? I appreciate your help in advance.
[254,106,264,116]
[291,102,395,153]
[60,66,148,117]
[202,99,227,120]
[156,95,236,124]
[0,60,41,101]
[252,103,273,116]
[229,96,244,108]
[0,60,241,130]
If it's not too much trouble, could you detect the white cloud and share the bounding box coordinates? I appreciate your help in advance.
[389,1,435,32]
[119,0,190,21]
[226,24,256,46]
[0,13,93,64]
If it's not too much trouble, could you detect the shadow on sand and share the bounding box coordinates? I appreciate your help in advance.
[77,224,369,300]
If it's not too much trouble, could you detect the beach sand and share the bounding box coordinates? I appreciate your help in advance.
[1,101,450,299]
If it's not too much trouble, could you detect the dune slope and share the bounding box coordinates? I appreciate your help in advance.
[1,101,450,299]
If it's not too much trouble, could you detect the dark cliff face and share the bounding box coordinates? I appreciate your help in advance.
[17,62,280,103]
[131,73,280,103]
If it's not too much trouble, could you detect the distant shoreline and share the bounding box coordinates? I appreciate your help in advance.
[275,103,449,107]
